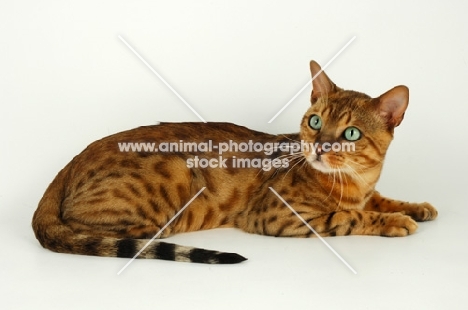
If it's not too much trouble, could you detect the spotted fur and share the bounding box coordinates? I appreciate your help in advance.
[32,61,437,263]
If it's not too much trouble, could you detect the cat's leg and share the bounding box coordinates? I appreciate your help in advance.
[305,210,419,237]
[241,206,418,238]
[363,191,438,222]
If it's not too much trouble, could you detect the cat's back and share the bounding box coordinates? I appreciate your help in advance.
[68,122,276,166]
[97,122,272,144]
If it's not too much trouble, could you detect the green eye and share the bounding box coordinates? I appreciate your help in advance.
[309,115,322,130]
[343,126,361,141]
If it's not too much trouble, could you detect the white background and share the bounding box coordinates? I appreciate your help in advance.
[1,0,467,309]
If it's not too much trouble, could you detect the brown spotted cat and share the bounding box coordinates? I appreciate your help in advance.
[32,61,438,264]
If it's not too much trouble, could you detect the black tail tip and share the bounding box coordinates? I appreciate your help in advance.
[188,248,247,264]
[216,252,248,264]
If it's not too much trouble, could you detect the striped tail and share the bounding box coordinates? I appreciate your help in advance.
[115,239,246,264]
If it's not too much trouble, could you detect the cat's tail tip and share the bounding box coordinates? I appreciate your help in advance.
[185,247,247,264]
[215,252,248,264]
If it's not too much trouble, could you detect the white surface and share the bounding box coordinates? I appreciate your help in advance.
[1,0,467,309]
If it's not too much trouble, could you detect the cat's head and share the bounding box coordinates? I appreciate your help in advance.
[300,60,409,178]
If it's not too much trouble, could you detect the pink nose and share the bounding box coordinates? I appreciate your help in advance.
[315,144,323,155]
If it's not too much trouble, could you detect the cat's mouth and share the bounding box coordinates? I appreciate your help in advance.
[311,159,334,173]
[306,153,339,173]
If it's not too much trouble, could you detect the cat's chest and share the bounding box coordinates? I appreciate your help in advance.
[265,168,375,212]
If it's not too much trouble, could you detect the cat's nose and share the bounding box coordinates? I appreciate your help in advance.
[315,144,323,155]
[314,144,324,162]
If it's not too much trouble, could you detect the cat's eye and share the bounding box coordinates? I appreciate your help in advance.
[309,115,322,130]
[343,126,361,141]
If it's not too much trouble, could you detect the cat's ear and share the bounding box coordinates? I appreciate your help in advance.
[310,60,337,103]
[375,85,409,128]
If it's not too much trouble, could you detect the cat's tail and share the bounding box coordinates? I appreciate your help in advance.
[32,166,247,264]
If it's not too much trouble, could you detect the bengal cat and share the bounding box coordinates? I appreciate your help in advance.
[32,60,438,264]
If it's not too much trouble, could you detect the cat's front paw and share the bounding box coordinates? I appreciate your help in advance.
[380,213,418,237]
[401,202,438,222]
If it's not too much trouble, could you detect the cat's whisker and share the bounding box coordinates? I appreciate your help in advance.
[343,169,350,207]
[347,158,383,171]
[254,167,265,178]
[342,163,371,188]
[251,152,305,178]
[345,160,366,170]
[322,168,337,204]
[299,157,308,171]
[279,134,301,143]
[276,152,304,160]
[337,168,344,210]
[252,151,305,179]
[282,156,306,180]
